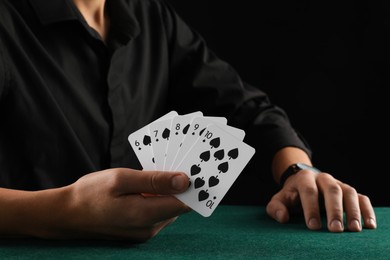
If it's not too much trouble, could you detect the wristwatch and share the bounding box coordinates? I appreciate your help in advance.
[279,163,321,187]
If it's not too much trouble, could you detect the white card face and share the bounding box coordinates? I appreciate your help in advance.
[175,124,255,217]
[128,111,178,170]
[172,117,245,171]
[148,118,174,169]
[171,116,227,171]
[203,116,228,125]
[221,125,246,141]
[162,111,203,170]
[128,126,154,170]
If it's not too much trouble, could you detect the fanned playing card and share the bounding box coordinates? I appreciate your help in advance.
[148,118,174,169]
[128,111,178,170]
[174,123,255,217]
[163,111,203,170]
[171,116,245,171]
[127,110,256,217]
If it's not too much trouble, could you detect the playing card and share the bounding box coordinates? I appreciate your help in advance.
[175,123,255,217]
[171,116,245,171]
[148,117,174,169]
[162,111,203,170]
[128,111,178,170]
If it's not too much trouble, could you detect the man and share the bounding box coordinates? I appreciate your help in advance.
[0,0,376,242]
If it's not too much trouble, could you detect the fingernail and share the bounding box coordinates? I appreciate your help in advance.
[276,210,283,222]
[366,218,377,228]
[350,219,361,231]
[330,220,344,231]
[171,174,187,191]
[308,218,320,229]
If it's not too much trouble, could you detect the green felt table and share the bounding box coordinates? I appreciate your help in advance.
[1,205,389,259]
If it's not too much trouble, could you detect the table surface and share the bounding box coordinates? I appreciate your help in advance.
[1,205,389,259]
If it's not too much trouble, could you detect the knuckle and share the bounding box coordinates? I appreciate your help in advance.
[358,194,371,204]
[150,171,171,194]
[106,170,123,192]
[344,185,357,196]
[316,172,332,181]
[300,186,317,196]
[349,208,361,218]
[325,184,342,195]
[150,173,159,194]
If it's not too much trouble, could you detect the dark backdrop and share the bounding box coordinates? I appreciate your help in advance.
[167,0,389,206]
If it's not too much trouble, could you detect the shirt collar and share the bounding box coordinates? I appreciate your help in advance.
[106,0,140,45]
[29,0,140,45]
[29,0,78,25]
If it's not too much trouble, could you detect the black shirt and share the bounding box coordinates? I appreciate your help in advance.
[0,0,310,194]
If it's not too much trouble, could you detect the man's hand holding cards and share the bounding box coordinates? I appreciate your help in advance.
[128,111,255,217]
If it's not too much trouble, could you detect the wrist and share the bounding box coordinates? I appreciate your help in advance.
[23,186,76,239]
[0,186,73,238]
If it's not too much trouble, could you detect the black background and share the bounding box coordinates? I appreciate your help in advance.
[167,0,389,206]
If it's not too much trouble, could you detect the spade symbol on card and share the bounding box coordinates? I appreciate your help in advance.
[198,190,209,201]
[199,128,206,136]
[194,177,205,189]
[209,137,220,149]
[208,176,219,187]
[162,128,170,140]
[228,148,239,160]
[199,151,211,162]
[218,162,229,173]
[191,164,201,176]
[143,135,152,146]
[182,124,190,135]
[214,149,225,161]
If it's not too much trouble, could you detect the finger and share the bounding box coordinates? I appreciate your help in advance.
[358,194,377,229]
[317,173,344,232]
[340,183,362,232]
[135,195,191,226]
[266,192,291,223]
[112,169,190,195]
[149,216,179,238]
[296,174,322,230]
[134,217,179,243]
[115,217,179,243]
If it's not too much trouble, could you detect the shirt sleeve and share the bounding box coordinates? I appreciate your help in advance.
[159,0,312,163]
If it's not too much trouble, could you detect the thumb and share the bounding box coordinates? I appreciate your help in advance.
[113,168,189,195]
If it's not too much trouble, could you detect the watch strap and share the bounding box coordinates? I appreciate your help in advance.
[279,163,321,187]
